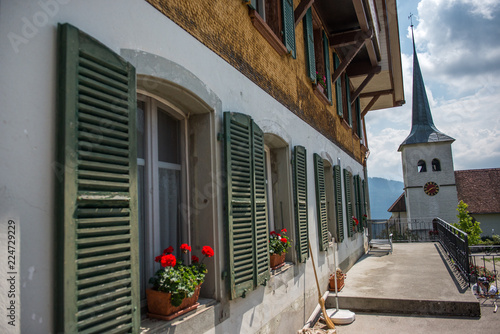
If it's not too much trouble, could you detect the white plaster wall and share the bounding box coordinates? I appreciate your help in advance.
[0,1,366,332]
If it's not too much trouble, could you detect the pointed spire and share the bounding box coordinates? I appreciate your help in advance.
[399,23,454,151]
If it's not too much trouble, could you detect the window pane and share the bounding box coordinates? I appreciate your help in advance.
[137,101,145,160]
[157,108,180,164]
[159,167,181,252]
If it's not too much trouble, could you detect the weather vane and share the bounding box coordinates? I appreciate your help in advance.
[408,13,414,27]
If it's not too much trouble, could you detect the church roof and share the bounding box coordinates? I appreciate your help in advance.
[455,168,500,214]
[398,31,454,151]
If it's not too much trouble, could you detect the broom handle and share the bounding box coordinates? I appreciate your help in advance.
[308,242,322,300]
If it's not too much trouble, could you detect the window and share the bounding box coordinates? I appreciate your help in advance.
[248,0,296,57]
[418,160,427,173]
[303,8,332,103]
[137,94,216,311]
[432,159,441,171]
[354,98,363,138]
[263,134,294,261]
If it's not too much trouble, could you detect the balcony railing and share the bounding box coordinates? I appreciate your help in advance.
[368,217,439,243]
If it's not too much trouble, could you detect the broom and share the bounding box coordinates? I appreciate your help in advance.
[308,242,336,330]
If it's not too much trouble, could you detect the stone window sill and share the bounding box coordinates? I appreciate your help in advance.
[249,9,288,56]
[140,298,218,333]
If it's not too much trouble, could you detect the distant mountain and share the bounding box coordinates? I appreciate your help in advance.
[367,177,404,219]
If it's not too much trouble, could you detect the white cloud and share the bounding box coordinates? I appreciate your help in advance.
[366,0,500,181]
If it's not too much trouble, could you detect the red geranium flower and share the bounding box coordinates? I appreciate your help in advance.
[164,246,174,254]
[270,231,276,235]
[281,228,287,233]
[154,255,162,263]
[180,243,191,253]
[161,254,176,267]
[202,245,215,257]
[192,255,199,263]
[280,237,287,243]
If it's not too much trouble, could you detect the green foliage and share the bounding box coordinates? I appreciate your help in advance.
[269,229,292,255]
[149,262,207,307]
[453,200,482,245]
[480,235,500,245]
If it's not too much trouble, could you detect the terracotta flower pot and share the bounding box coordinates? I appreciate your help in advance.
[270,253,286,270]
[146,285,201,321]
[329,269,345,292]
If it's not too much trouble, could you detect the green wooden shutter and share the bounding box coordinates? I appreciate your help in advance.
[361,179,367,228]
[333,165,344,242]
[314,154,328,251]
[355,98,362,137]
[252,121,270,286]
[245,0,257,10]
[353,175,361,232]
[334,53,343,117]
[303,8,316,82]
[57,23,139,333]
[344,169,353,237]
[282,0,296,58]
[224,112,255,299]
[345,74,352,126]
[323,31,332,102]
[293,146,309,262]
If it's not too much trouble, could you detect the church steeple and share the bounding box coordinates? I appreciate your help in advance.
[398,26,454,151]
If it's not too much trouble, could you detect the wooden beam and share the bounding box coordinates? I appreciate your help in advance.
[361,95,381,118]
[294,0,315,27]
[350,66,381,103]
[347,63,378,77]
[359,89,393,99]
[331,34,369,84]
[330,29,363,47]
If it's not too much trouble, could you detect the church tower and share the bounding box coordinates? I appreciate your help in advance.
[398,28,458,224]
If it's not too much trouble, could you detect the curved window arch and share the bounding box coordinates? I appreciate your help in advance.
[432,159,441,171]
[418,160,427,173]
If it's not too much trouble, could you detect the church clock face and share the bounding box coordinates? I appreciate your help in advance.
[423,181,439,196]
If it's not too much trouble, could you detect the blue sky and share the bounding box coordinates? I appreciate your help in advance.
[366,0,500,181]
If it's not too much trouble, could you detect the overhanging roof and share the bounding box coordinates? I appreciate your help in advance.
[312,0,405,113]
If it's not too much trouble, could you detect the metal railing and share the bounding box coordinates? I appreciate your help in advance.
[469,246,500,288]
[435,218,470,283]
[368,217,439,243]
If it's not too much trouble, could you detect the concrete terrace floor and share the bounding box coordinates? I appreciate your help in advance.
[326,243,500,333]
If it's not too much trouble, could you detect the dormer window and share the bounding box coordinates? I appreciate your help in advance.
[432,159,441,171]
[418,160,427,173]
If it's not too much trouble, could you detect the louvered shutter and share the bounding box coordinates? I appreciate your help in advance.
[293,146,309,262]
[334,54,343,117]
[323,31,332,103]
[282,0,296,59]
[252,121,270,286]
[303,9,316,82]
[57,23,139,333]
[224,112,255,299]
[344,169,353,237]
[245,0,257,10]
[345,74,352,126]
[355,98,362,137]
[333,165,344,242]
[361,179,367,228]
[314,154,328,251]
[353,175,361,232]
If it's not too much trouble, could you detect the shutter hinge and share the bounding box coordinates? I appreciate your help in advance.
[217,132,224,141]
[261,278,268,286]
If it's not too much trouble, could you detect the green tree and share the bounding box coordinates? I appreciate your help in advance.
[453,200,482,245]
